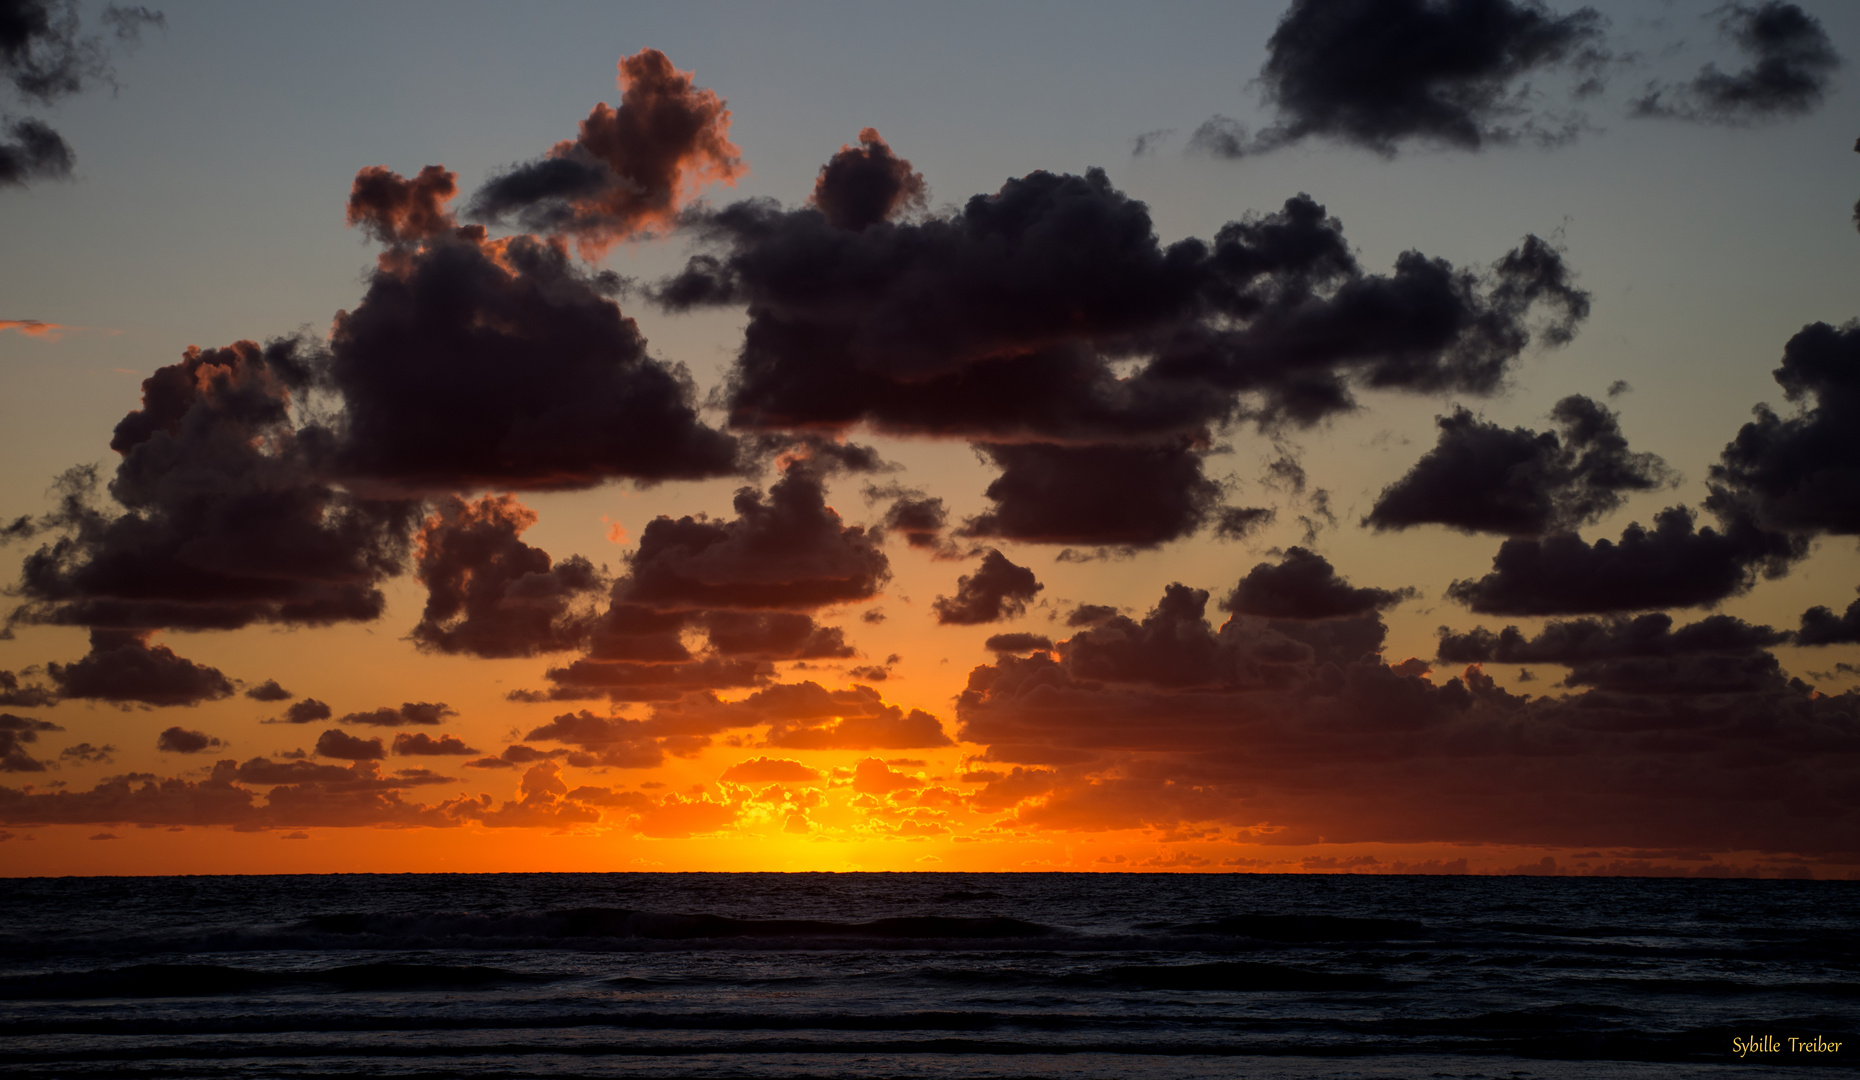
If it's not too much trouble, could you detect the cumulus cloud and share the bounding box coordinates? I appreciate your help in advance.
[0,669,56,708]
[1711,321,1860,536]
[0,713,59,772]
[1366,395,1670,535]
[1632,2,1841,125]
[953,581,1860,856]
[1224,547,1413,619]
[11,340,419,630]
[0,0,163,188]
[391,732,479,756]
[1446,503,1804,615]
[329,167,741,493]
[314,729,385,761]
[46,629,235,706]
[932,549,1043,625]
[337,702,456,727]
[619,463,889,611]
[720,756,821,784]
[243,679,292,702]
[468,48,744,253]
[155,726,222,754]
[1798,589,1860,646]
[411,495,605,658]
[638,681,956,751]
[1189,0,1609,157]
[811,127,928,231]
[273,698,332,725]
[1438,612,1791,693]
[657,167,1587,545]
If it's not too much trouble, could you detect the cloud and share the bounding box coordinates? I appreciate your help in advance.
[11,340,419,630]
[0,713,59,772]
[952,582,1860,856]
[0,117,70,186]
[960,441,1230,548]
[274,698,332,725]
[1224,547,1413,619]
[243,679,292,702]
[46,630,235,706]
[720,756,821,784]
[932,549,1043,625]
[337,702,456,727]
[1190,0,1609,157]
[984,632,1054,654]
[640,680,956,751]
[698,610,854,660]
[1632,3,1841,125]
[658,170,1586,539]
[522,710,666,768]
[1366,395,1670,535]
[467,49,744,253]
[1798,590,1860,646]
[314,729,385,761]
[58,741,113,764]
[346,164,457,244]
[391,732,480,756]
[0,669,56,707]
[155,726,223,754]
[328,169,742,493]
[811,127,927,231]
[411,495,605,658]
[866,484,951,552]
[0,1,163,188]
[1711,322,1860,536]
[1438,612,1792,694]
[0,318,62,338]
[851,757,923,795]
[619,463,889,611]
[1446,503,1805,615]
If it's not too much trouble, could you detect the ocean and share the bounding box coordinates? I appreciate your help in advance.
[0,872,1852,1078]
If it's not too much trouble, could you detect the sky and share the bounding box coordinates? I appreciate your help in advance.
[1,0,1857,878]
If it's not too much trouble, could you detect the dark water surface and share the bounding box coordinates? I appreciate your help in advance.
[0,872,1852,1078]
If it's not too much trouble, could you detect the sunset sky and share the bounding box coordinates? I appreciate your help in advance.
[2,0,1857,878]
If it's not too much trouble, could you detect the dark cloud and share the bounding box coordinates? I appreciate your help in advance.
[811,127,928,231]
[346,163,458,245]
[1438,612,1792,693]
[11,339,419,630]
[847,652,900,681]
[1711,321,1860,536]
[636,680,956,751]
[314,729,385,761]
[1213,506,1276,541]
[1367,395,1670,535]
[960,440,1229,548]
[1632,2,1841,125]
[0,116,69,185]
[0,669,55,707]
[1224,547,1413,620]
[932,549,1043,625]
[243,679,291,702]
[329,169,741,493]
[0,0,162,188]
[1446,503,1805,615]
[391,732,480,756]
[1798,589,1860,646]
[865,484,951,552]
[467,48,743,252]
[0,713,58,772]
[411,495,605,658]
[1192,0,1608,158]
[59,741,112,764]
[337,702,456,727]
[659,171,1585,542]
[698,610,854,660]
[985,632,1054,654]
[155,726,221,754]
[276,698,332,725]
[46,629,234,706]
[538,655,771,704]
[620,464,889,611]
[952,581,1860,856]
[522,710,666,768]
